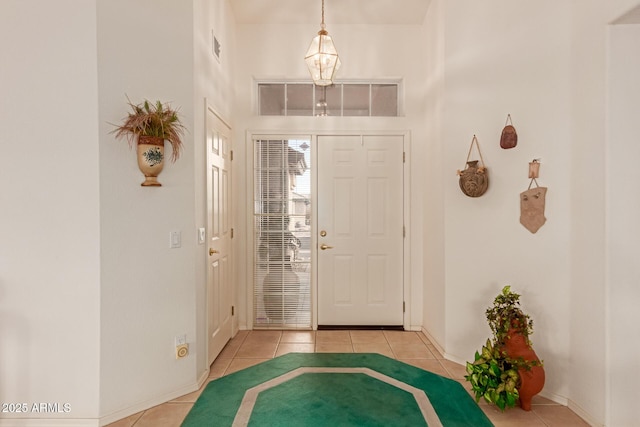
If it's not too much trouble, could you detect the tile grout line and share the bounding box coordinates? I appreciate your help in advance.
[129,411,144,427]
[221,331,247,377]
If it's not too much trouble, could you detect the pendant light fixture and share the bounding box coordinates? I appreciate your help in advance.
[304,0,341,86]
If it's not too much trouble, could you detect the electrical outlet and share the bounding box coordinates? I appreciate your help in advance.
[175,334,188,359]
[176,344,189,359]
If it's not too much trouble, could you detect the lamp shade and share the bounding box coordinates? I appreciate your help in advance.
[304,31,341,86]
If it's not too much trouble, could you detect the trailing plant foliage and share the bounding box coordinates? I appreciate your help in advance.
[465,285,541,411]
[466,339,519,411]
[112,97,186,163]
[486,285,534,346]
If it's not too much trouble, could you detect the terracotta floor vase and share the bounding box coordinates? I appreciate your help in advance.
[504,329,545,411]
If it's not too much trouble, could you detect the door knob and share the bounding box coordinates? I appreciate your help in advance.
[320,244,334,250]
[209,248,218,256]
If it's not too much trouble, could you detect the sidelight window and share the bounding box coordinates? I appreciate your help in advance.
[253,138,312,329]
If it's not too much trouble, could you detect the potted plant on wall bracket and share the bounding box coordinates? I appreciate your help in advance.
[111,97,186,186]
[465,285,545,411]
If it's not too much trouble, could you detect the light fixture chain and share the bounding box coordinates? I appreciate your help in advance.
[321,0,325,26]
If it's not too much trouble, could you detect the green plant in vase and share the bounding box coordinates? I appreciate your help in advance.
[485,285,534,347]
[465,285,545,411]
[466,338,519,411]
[111,97,186,186]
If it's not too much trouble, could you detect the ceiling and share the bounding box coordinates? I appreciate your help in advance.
[229,0,432,25]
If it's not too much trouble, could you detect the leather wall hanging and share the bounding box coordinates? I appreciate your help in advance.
[457,135,489,197]
[520,160,547,233]
[500,114,518,149]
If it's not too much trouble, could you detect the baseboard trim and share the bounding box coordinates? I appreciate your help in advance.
[98,381,200,426]
[0,419,99,427]
[567,399,603,427]
[421,327,446,358]
[197,367,211,388]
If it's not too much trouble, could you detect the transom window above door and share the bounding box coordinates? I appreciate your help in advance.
[257,81,400,117]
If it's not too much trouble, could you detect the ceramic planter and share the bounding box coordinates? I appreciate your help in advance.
[137,135,165,186]
[504,329,546,411]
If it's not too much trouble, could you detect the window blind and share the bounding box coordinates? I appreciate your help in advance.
[253,139,312,329]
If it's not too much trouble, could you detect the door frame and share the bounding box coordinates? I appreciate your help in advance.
[245,130,411,331]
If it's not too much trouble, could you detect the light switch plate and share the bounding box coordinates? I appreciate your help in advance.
[198,227,206,244]
[170,231,181,248]
[175,334,186,346]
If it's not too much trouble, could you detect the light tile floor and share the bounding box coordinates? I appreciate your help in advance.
[106,330,589,427]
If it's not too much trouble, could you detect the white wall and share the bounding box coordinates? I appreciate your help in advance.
[608,23,640,426]
[425,1,640,425]
[0,0,101,424]
[433,0,573,404]
[1,0,236,424]
[568,2,609,421]
[97,0,238,422]
[97,0,199,420]
[232,22,429,330]
[422,0,446,351]
[569,2,640,425]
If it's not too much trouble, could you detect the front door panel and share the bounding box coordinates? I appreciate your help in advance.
[317,135,404,326]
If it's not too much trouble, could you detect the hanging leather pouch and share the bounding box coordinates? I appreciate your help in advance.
[500,114,518,149]
[457,135,489,197]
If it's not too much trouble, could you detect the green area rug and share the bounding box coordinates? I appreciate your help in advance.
[181,353,493,427]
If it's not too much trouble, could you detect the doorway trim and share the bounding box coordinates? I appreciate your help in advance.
[245,130,411,331]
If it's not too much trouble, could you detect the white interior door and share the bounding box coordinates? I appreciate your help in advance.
[206,108,232,365]
[317,135,404,326]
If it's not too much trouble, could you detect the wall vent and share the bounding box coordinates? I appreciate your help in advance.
[212,31,221,62]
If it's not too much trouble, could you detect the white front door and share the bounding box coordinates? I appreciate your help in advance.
[317,135,404,326]
[206,107,232,365]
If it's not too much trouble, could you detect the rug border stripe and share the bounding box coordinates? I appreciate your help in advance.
[232,367,443,427]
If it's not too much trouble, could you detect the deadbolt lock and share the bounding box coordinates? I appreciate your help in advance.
[320,230,327,237]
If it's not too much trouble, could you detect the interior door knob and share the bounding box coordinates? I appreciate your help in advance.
[209,248,218,256]
[320,244,334,250]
